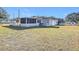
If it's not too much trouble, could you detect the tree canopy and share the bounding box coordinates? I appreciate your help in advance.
[0,7,8,19]
[65,12,79,23]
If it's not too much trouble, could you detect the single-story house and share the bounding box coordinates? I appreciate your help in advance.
[65,21,77,26]
[10,16,59,27]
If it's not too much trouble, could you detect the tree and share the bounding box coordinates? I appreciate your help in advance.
[0,7,9,23]
[65,12,79,23]
[0,7,8,19]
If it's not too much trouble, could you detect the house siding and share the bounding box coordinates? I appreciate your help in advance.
[20,23,39,27]
[47,19,58,26]
[10,17,59,27]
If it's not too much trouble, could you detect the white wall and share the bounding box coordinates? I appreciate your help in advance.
[41,19,58,26]
[10,19,58,27]
[10,19,39,27]
[11,22,39,27]
[40,19,49,26]
[48,20,58,26]
[20,23,39,27]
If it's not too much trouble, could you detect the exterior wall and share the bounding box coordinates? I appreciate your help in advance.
[40,19,58,26]
[20,23,39,27]
[48,19,58,26]
[10,18,58,27]
[41,19,49,26]
[10,19,39,27]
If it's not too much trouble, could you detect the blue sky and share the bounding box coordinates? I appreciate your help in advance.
[4,7,79,19]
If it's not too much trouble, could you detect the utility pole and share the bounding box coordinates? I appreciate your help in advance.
[16,8,21,26]
[18,8,20,19]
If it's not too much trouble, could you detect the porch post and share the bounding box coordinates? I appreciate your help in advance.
[26,18,27,24]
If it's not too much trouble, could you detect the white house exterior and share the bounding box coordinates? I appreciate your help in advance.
[10,16,58,27]
[37,17,58,26]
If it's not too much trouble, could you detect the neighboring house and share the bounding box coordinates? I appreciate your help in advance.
[65,21,77,26]
[10,16,59,27]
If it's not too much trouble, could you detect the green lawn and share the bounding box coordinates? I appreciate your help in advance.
[0,26,79,51]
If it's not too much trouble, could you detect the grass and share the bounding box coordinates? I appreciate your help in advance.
[0,25,79,51]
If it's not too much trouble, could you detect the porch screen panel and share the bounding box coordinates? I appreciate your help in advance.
[27,18,36,23]
[21,18,26,24]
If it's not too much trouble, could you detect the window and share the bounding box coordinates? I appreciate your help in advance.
[27,18,36,23]
[21,18,26,24]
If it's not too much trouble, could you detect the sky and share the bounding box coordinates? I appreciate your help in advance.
[4,7,79,19]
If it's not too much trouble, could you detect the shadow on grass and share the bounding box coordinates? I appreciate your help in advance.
[3,25,59,30]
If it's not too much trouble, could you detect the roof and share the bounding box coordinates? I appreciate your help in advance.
[32,16,60,20]
[12,16,63,21]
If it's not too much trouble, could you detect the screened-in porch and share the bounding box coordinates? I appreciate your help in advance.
[20,18,37,24]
